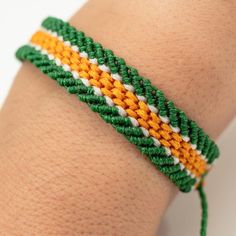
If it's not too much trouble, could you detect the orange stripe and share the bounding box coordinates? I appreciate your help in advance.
[31,30,208,177]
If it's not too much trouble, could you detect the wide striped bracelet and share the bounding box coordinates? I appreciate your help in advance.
[16,17,219,236]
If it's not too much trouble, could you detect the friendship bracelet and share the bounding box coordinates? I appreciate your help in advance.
[16,17,220,236]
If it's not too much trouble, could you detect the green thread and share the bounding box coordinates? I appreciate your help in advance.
[198,183,208,236]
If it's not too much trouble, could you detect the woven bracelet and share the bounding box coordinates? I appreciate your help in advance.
[16,16,219,236]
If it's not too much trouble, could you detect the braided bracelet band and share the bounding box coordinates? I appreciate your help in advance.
[16,17,219,236]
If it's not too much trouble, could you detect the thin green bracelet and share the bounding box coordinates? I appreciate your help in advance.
[16,17,219,236]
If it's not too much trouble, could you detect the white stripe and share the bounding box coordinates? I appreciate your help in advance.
[80,52,88,58]
[48,54,54,60]
[129,117,139,127]
[173,157,179,165]
[191,143,197,150]
[111,73,122,81]
[170,125,180,133]
[147,104,158,113]
[160,115,170,123]
[164,147,171,156]
[81,78,90,87]
[55,58,61,66]
[64,41,71,47]
[179,163,185,171]
[116,106,127,117]
[72,71,79,79]
[181,135,190,142]
[99,64,110,73]
[140,127,149,137]
[105,96,114,106]
[62,64,71,72]
[137,95,147,102]
[93,86,102,96]
[71,45,79,52]
[89,58,98,65]
[152,137,161,147]
[124,84,134,92]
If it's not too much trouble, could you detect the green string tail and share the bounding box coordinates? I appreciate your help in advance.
[198,183,208,236]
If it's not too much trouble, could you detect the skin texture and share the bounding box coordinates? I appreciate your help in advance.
[0,0,235,235]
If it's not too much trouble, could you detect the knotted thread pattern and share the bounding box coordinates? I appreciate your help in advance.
[29,30,209,178]
[41,17,219,165]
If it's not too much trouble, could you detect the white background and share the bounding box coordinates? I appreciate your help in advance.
[0,1,235,235]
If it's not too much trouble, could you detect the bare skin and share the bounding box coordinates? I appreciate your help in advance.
[0,0,235,235]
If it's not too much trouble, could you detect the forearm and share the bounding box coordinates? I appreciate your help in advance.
[0,0,235,235]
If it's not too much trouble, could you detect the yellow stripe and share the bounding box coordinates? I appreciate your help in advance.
[30,30,208,177]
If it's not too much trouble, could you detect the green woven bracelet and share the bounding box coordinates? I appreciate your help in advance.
[16,17,219,236]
